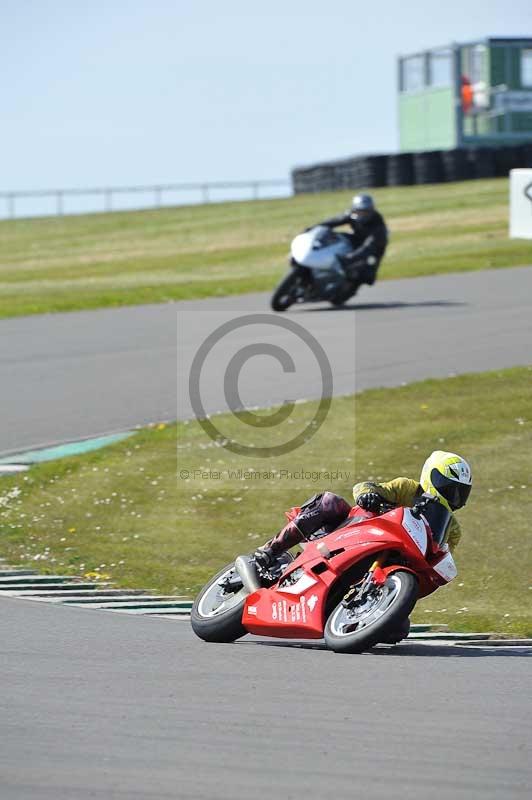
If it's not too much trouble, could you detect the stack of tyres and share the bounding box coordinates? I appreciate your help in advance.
[337,157,361,189]
[493,145,524,177]
[292,164,337,194]
[518,142,532,167]
[314,165,337,192]
[291,168,311,194]
[328,156,388,189]
[441,149,470,182]
[413,151,444,184]
[330,160,350,189]
[466,147,496,179]
[355,155,388,187]
[386,153,414,186]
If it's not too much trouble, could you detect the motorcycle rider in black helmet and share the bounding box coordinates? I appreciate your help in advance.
[315,194,388,286]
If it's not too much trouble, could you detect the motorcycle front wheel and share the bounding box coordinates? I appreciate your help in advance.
[271,271,300,312]
[190,562,247,643]
[324,570,418,654]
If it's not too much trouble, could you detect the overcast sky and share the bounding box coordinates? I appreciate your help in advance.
[2,1,532,192]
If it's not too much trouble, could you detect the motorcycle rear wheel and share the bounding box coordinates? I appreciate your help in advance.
[271,271,300,311]
[191,562,247,643]
[330,283,360,307]
[324,570,418,654]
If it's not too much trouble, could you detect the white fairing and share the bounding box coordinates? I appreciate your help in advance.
[433,551,458,583]
[402,508,428,555]
[290,226,350,271]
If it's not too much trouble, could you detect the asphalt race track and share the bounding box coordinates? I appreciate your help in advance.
[2,266,532,799]
[2,597,531,800]
[1,266,532,455]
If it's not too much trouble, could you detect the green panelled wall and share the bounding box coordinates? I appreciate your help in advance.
[399,87,455,151]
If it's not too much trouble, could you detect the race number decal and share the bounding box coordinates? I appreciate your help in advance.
[271,600,288,622]
[402,509,428,554]
[433,552,457,582]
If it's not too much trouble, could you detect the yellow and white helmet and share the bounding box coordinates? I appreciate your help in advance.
[420,451,472,511]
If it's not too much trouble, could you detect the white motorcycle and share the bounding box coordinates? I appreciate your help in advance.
[271,226,366,312]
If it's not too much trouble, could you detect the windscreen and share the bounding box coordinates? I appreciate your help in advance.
[421,502,451,547]
[315,228,338,247]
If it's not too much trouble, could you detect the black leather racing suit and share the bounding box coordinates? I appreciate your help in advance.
[319,209,388,284]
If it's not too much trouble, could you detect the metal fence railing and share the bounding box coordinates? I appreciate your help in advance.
[0,179,292,220]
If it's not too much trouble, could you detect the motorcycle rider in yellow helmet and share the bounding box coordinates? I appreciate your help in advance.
[253,451,471,645]
[255,451,472,567]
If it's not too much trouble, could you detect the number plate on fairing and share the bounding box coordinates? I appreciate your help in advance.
[433,551,458,582]
[402,508,428,555]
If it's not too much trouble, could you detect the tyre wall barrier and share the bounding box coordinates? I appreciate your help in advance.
[412,151,444,185]
[386,153,414,186]
[292,143,532,194]
[441,149,470,182]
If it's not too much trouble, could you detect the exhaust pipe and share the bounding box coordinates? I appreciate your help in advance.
[235,555,261,594]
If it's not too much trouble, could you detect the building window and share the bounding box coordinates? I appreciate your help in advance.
[462,44,486,85]
[470,45,486,84]
[401,56,426,92]
[429,50,452,87]
[522,49,532,87]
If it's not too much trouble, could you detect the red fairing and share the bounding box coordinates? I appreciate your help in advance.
[241,505,457,638]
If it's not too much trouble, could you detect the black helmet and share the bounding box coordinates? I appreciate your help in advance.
[351,194,375,224]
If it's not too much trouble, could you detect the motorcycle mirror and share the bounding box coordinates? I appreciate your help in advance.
[316,542,332,559]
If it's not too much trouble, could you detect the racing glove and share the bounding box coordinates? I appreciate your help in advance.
[253,546,275,568]
[357,492,384,512]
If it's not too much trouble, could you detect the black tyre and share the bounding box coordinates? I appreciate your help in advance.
[381,616,411,645]
[324,570,418,654]
[190,563,247,643]
[330,283,360,307]
[271,271,300,311]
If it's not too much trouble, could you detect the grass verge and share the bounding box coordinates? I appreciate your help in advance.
[1,366,531,635]
[1,178,531,318]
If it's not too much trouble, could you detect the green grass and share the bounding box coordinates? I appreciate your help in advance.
[1,178,531,318]
[1,367,531,635]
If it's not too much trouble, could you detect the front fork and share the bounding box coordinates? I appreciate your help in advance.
[342,553,388,607]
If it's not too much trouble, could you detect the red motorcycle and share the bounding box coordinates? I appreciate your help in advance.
[191,495,457,653]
